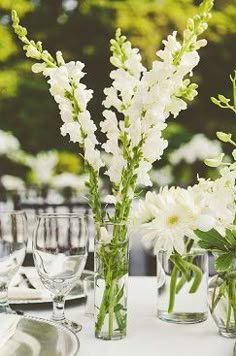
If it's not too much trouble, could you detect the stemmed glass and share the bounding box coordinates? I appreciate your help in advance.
[0,210,28,313]
[32,213,88,333]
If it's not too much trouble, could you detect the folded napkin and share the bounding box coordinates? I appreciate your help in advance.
[9,267,51,301]
[8,287,48,300]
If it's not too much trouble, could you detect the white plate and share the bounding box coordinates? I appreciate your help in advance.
[10,268,93,304]
[0,314,80,356]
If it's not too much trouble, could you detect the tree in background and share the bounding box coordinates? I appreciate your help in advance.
[0,0,235,182]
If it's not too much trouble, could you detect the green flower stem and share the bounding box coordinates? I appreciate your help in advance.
[176,274,187,294]
[168,265,178,313]
[95,239,128,337]
[211,277,226,312]
[186,262,202,293]
[108,279,116,338]
[226,281,232,332]
[168,253,203,313]
[226,277,236,333]
[95,280,110,335]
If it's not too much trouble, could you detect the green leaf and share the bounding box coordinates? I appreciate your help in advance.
[225,229,236,247]
[214,254,234,272]
[195,229,229,251]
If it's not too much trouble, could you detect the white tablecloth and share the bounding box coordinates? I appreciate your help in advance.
[17,277,234,356]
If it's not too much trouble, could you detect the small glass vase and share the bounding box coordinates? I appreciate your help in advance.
[156,249,208,324]
[208,264,236,338]
[94,221,128,340]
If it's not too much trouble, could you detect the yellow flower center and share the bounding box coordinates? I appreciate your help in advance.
[166,215,179,225]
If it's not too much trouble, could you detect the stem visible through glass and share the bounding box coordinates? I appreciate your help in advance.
[0,280,12,313]
[52,295,66,322]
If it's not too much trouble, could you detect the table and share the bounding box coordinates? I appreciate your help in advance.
[17,277,234,356]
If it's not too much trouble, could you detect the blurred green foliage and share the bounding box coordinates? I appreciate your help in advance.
[55,151,82,175]
[0,0,235,183]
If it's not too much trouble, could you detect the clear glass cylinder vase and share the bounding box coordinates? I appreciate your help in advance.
[156,249,208,324]
[208,263,236,338]
[94,221,128,340]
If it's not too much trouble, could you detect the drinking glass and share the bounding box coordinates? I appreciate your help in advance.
[33,213,88,332]
[0,210,27,313]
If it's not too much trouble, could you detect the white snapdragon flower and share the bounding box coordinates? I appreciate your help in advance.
[110,38,145,79]
[54,95,74,122]
[178,51,200,76]
[110,68,139,104]
[135,160,153,187]
[64,61,85,82]
[106,154,126,183]
[60,122,82,143]
[189,172,235,235]
[74,84,93,111]
[103,87,123,111]
[84,138,104,171]
[101,110,120,138]
[79,111,97,145]
[101,110,120,155]
[26,44,41,59]
[122,42,146,79]
[170,134,222,165]
[142,127,168,163]
[98,227,113,246]
[45,66,71,97]
[165,96,188,118]
[32,62,47,73]
[157,32,181,63]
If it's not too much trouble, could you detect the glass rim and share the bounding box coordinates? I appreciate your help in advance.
[36,212,86,219]
[158,248,207,257]
[96,220,128,227]
[0,210,26,215]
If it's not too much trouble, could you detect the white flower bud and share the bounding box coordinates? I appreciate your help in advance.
[232,149,236,160]
[26,44,41,59]
[204,153,224,167]
[216,131,232,143]
[32,63,47,73]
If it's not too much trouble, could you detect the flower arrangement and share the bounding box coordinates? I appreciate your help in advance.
[195,72,236,336]
[132,73,236,325]
[12,0,214,338]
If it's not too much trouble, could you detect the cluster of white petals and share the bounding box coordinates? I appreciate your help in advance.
[132,169,235,256]
[0,130,20,155]
[51,173,89,193]
[25,151,58,185]
[101,28,205,194]
[41,61,104,171]
[1,175,25,192]
[149,165,174,187]
[170,133,222,165]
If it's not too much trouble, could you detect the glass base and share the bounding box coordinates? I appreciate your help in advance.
[0,305,17,314]
[157,310,208,324]
[53,318,82,333]
[95,331,126,341]
[219,327,236,338]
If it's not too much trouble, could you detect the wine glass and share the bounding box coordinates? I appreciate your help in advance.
[0,210,28,313]
[33,212,88,333]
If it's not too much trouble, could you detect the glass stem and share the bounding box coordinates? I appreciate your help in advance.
[52,295,66,322]
[0,280,10,312]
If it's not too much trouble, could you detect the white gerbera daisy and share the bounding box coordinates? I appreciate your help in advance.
[134,187,197,256]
